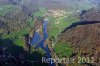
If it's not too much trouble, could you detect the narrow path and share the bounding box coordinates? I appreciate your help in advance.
[55,20,61,33]
[54,16,68,33]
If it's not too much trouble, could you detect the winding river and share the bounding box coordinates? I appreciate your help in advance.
[31,19,55,66]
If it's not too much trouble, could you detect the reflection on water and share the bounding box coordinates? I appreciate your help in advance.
[31,32,41,45]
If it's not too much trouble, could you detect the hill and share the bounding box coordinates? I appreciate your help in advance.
[81,7,100,21]
[58,21,100,66]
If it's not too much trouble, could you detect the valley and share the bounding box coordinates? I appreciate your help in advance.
[0,0,100,66]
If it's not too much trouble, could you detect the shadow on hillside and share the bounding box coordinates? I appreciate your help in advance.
[0,38,48,66]
[62,21,100,33]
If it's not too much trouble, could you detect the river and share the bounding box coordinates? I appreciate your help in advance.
[31,20,55,66]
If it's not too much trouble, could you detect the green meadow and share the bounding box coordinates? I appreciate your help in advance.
[48,15,80,38]
[54,41,73,58]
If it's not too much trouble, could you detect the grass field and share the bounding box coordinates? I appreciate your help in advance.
[54,41,73,58]
[13,37,26,48]
[33,7,48,17]
[48,14,80,38]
